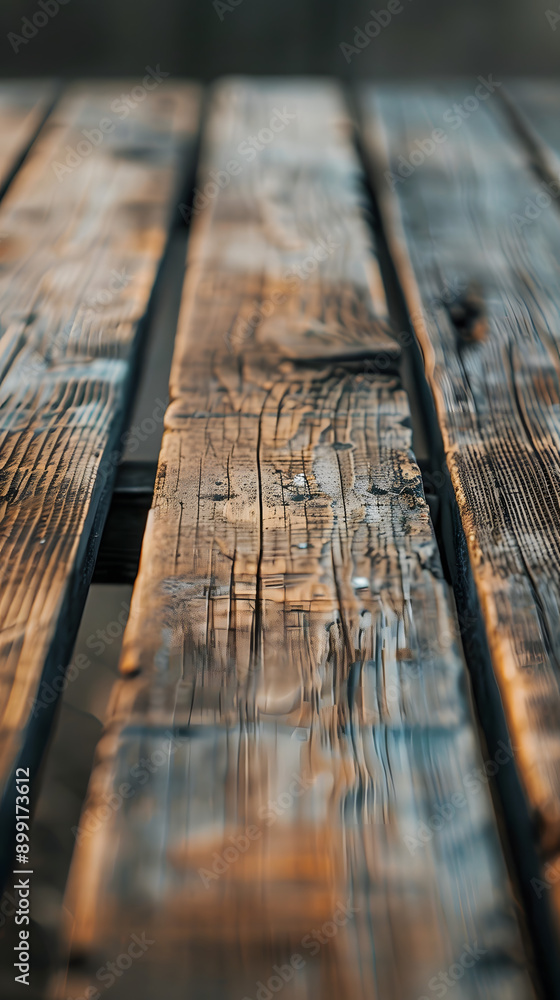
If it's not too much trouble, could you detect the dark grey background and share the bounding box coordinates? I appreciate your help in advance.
[0,0,557,79]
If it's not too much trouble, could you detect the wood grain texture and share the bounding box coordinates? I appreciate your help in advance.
[503,80,560,193]
[62,80,533,1000]
[0,80,201,854]
[358,84,560,869]
[0,81,54,195]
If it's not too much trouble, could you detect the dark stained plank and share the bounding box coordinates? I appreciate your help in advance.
[0,81,55,197]
[60,80,534,1000]
[358,83,560,891]
[0,80,201,868]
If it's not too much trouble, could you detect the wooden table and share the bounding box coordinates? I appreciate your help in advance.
[1,77,560,999]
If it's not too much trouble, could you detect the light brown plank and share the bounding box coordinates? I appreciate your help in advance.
[61,79,534,1000]
[358,82,560,880]
[0,81,54,195]
[0,80,201,856]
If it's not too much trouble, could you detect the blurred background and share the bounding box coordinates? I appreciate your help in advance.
[0,0,556,80]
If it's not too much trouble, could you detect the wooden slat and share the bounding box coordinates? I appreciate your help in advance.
[503,80,560,184]
[358,83,560,880]
[61,80,534,1000]
[479,80,560,950]
[0,81,54,196]
[0,80,201,866]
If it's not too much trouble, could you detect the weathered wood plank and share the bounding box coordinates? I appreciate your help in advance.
[503,80,560,190]
[358,82,560,895]
[0,81,55,197]
[61,80,534,1000]
[0,80,201,868]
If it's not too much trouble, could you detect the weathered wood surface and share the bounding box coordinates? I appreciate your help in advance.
[62,80,534,1000]
[0,81,54,196]
[358,84,560,877]
[0,79,201,864]
[504,80,560,191]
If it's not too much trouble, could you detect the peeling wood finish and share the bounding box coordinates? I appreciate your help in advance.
[0,81,201,842]
[359,85,560,869]
[0,81,54,194]
[63,81,533,1000]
